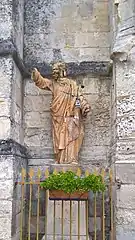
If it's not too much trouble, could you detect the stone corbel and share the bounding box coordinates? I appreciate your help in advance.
[111,35,135,62]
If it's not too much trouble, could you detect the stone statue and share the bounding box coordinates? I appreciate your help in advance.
[31,62,90,164]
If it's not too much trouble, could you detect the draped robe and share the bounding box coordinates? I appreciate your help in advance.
[34,73,89,164]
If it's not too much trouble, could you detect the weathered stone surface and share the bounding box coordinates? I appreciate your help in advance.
[115,62,135,96]
[0,57,12,98]
[83,127,110,146]
[28,158,54,167]
[12,0,24,58]
[0,4,12,41]
[24,95,52,112]
[0,179,13,200]
[0,117,11,139]
[0,200,12,216]
[24,0,110,64]
[116,163,135,184]
[0,217,12,239]
[117,114,135,139]
[116,140,135,156]
[0,98,11,117]
[24,78,51,96]
[116,226,135,240]
[116,208,135,229]
[117,185,135,209]
[24,128,53,148]
[0,155,13,180]
[24,111,51,129]
[27,146,54,160]
[0,40,28,77]
[0,139,28,157]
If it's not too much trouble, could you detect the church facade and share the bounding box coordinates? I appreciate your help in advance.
[0,0,135,239]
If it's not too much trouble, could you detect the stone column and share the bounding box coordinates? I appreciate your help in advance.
[112,56,135,240]
[0,0,28,239]
[109,0,135,238]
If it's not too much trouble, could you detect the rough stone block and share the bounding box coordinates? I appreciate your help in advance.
[12,0,24,58]
[116,62,135,96]
[13,61,22,90]
[61,48,80,63]
[24,78,52,96]
[81,17,109,32]
[0,155,13,180]
[54,17,82,33]
[116,163,135,184]
[79,47,110,62]
[0,179,13,200]
[0,200,12,217]
[28,158,54,167]
[83,127,110,146]
[0,4,12,40]
[116,140,135,156]
[24,95,52,112]
[75,32,109,48]
[116,226,135,240]
[24,128,53,148]
[87,95,110,128]
[117,0,134,22]
[0,217,12,239]
[12,102,22,125]
[78,75,111,95]
[117,95,135,117]
[11,123,24,145]
[24,111,51,129]
[0,117,11,140]
[27,146,54,159]
[0,98,11,117]
[116,208,135,230]
[0,57,13,98]
[117,114,135,139]
[117,185,135,209]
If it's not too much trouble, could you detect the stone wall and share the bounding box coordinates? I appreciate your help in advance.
[24,0,110,70]
[110,0,135,239]
[0,0,114,239]
[0,1,27,239]
[23,0,111,168]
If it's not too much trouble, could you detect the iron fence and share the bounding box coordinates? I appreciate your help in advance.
[16,168,115,240]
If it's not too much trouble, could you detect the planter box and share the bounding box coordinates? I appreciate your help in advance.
[49,190,88,201]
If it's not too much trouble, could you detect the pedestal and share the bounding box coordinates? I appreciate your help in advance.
[45,164,89,239]
[49,163,81,173]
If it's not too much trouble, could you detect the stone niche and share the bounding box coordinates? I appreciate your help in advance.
[24,74,111,169]
[21,0,112,239]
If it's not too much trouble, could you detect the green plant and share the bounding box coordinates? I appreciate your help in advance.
[40,171,105,193]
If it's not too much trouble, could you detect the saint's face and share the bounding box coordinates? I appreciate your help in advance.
[52,67,60,80]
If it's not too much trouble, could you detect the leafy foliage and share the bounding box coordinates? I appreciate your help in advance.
[40,171,105,193]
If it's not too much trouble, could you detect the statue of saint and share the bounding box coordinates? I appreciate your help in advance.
[31,62,90,164]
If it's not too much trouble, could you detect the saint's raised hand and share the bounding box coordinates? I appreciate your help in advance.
[31,68,39,81]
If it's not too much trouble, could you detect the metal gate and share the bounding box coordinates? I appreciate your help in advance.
[16,168,115,240]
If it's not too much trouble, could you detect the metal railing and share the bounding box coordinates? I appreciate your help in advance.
[16,168,115,240]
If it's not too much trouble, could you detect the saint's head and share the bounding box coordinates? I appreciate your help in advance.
[52,62,67,80]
